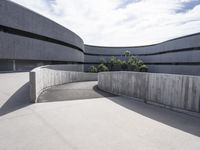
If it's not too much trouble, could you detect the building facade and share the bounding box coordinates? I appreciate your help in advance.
[0,0,200,75]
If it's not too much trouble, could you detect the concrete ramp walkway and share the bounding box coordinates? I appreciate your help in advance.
[38,81,116,103]
[0,73,200,150]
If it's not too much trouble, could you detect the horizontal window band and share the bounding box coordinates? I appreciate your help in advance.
[0,25,84,53]
[146,62,200,65]
[1,25,200,57]
[0,58,84,64]
[84,47,200,56]
[1,59,200,67]
[83,62,200,66]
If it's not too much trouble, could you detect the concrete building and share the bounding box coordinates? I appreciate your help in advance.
[0,0,200,75]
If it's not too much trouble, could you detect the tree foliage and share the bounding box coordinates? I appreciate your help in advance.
[88,65,97,73]
[88,50,148,73]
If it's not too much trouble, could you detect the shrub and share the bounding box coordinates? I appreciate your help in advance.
[121,61,128,71]
[128,62,137,71]
[139,64,148,72]
[137,60,144,66]
[124,50,131,61]
[88,66,97,73]
[109,56,117,70]
[98,64,109,72]
[99,50,148,72]
[113,58,123,71]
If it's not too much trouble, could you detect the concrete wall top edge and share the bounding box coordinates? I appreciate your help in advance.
[99,71,200,78]
[0,0,84,50]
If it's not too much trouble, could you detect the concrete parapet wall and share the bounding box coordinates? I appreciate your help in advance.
[30,65,97,103]
[98,72,200,113]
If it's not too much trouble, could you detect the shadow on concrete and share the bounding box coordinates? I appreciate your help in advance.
[104,96,200,137]
[0,82,31,116]
[38,84,116,103]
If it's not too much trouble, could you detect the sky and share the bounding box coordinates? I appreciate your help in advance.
[10,0,200,46]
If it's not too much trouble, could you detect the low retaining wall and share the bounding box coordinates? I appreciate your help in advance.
[98,71,200,113]
[30,65,97,103]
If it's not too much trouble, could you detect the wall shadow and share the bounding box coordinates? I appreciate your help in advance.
[0,82,31,116]
[38,83,115,103]
[94,86,200,137]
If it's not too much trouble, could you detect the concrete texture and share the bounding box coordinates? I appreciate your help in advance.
[0,31,84,62]
[1,72,200,150]
[30,65,97,103]
[38,81,115,102]
[98,71,200,113]
[0,0,84,50]
[0,72,30,116]
[1,96,200,150]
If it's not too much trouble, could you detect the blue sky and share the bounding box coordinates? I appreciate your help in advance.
[10,0,200,46]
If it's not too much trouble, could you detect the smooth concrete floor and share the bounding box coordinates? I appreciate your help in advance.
[0,73,200,150]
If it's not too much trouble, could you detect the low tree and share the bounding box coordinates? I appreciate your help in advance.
[139,64,148,72]
[121,61,128,71]
[109,56,117,71]
[128,62,137,71]
[98,64,109,72]
[113,58,123,71]
[88,66,97,73]
[98,50,148,72]
[124,50,131,61]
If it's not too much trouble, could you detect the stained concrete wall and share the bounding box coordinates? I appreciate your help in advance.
[98,72,200,113]
[30,65,97,103]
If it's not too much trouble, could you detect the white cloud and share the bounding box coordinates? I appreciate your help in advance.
[10,0,200,46]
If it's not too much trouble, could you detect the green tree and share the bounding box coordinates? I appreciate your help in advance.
[88,66,97,73]
[98,64,109,72]
[139,64,148,72]
[113,58,122,71]
[124,50,131,62]
[128,62,137,71]
[121,61,128,71]
[109,56,117,71]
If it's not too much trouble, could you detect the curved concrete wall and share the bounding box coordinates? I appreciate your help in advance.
[0,32,83,61]
[0,0,84,71]
[0,1,84,50]
[30,65,97,103]
[98,72,200,113]
[85,33,200,75]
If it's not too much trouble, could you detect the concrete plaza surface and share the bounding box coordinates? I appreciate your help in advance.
[0,73,200,150]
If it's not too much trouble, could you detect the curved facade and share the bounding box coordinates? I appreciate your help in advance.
[84,33,200,75]
[0,0,200,75]
[0,0,84,71]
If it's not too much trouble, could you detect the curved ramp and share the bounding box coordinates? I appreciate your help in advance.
[38,81,116,103]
